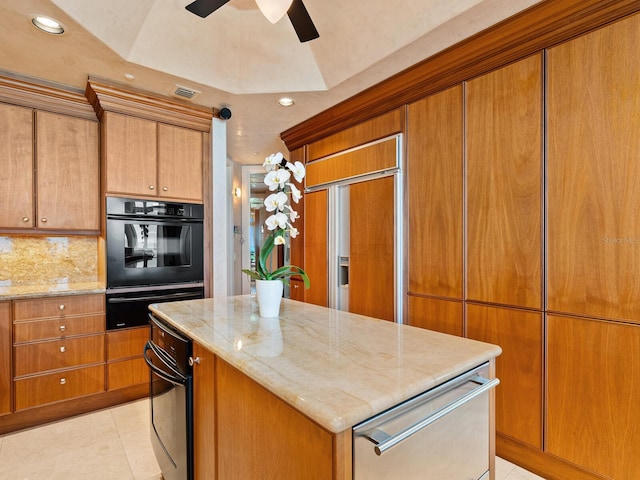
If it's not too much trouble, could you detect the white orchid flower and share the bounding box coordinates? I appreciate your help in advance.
[264,191,288,212]
[288,182,302,203]
[263,152,284,171]
[288,225,299,238]
[264,169,291,191]
[274,235,286,246]
[286,161,306,182]
[265,212,288,230]
[285,205,299,222]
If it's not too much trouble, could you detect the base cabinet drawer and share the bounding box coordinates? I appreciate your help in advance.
[107,326,149,361]
[13,294,104,321]
[107,357,148,391]
[14,364,105,411]
[14,334,105,377]
[13,314,105,343]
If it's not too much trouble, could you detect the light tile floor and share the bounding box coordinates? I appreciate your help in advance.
[0,399,546,479]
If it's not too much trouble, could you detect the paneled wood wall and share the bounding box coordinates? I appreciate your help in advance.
[283,3,640,479]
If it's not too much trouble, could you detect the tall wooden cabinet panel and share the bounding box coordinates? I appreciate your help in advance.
[103,111,157,197]
[466,54,543,309]
[36,111,100,231]
[547,14,640,322]
[304,189,328,307]
[350,176,395,321]
[0,103,33,229]
[193,342,215,480]
[466,304,543,449]
[0,302,11,415]
[547,315,640,479]
[407,85,463,299]
[407,296,463,337]
[157,123,203,201]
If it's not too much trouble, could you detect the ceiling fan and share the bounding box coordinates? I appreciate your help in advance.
[185,0,319,43]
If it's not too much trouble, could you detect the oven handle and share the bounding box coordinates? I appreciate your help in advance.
[108,291,201,303]
[362,375,500,456]
[143,341,188,386]
[107,214,202,223]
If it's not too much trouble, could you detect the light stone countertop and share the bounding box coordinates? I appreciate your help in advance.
[0,282,105,300]
[150,295,502,433]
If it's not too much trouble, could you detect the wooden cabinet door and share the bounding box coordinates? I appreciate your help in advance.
[547,315,640,479]
[216,358,334,480]
[0,302,10,415]
[304,189,328,307]
[407,296,463,337]
[547,14,640,322]
[349,176,395,321]
[36,111,100,231]
[407,85,463,299]
[466,304,543,449]
[193,342,215,480]
[466,54,543,309]
[103,111,157,197]
[0,103,33,229]
[157,123,203,202]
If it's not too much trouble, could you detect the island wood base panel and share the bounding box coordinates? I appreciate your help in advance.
[497,434,608,480]
[0,384,148,435]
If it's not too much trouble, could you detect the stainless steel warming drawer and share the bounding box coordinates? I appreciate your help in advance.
[353,363,499,480]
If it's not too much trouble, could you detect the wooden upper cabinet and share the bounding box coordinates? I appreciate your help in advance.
[0,103,33,229]
[103,112,157,197]
[547,14,640,322]
[36,111,100,231]
[407,85,463,299]
[465,53,543,309]
[547,315,640,479]
[157,123,203,202]
[103,112,203,202]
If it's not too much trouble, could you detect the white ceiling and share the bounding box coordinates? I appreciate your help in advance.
[0,0,542,164]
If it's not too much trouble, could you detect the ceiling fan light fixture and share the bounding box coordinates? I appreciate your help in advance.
[255,0,293,24]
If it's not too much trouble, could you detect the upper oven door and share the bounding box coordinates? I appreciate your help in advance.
[106,215,203,288]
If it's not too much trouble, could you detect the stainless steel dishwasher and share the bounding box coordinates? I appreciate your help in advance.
[353,363,499,480]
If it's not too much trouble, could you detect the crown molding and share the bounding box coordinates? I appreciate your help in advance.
[86,75,215,132]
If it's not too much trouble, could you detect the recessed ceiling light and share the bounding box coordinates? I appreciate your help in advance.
[31,16,65,35]
[277,97,295,107]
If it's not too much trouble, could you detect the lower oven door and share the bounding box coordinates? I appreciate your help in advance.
[353,363,499,480]
[144,341,193,480]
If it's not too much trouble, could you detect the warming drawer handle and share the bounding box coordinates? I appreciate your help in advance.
[362,375,500,456]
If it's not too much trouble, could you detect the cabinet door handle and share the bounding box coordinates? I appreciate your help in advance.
[22,216,29,222]
[59,304,65,311]
[59,325,66,332]
[149,185,155,190]
[189,356,200,366]
[162,186,168,191]
[41,218,47,223]
[60,346,66,353]
[60,378,66,385]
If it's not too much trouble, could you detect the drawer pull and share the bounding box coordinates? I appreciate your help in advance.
[149,185,155,190]
[162,186,168,191]
[59,325,66,332]
[60,378,66,385]
[60,346,66,353]
[41,217,47,223]
[59,304,65,311]
[22,216,29,222]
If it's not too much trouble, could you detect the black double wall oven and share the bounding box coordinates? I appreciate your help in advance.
[105,196,205,330]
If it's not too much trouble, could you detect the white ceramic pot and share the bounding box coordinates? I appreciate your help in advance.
[255,279,284,318]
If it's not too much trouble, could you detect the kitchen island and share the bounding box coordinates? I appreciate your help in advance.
[150,295,502,480]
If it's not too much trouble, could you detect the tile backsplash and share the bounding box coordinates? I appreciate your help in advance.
[0,236,98,286]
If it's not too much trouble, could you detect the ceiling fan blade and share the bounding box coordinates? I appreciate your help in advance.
[287,0,319,42]
[185,0,231,18]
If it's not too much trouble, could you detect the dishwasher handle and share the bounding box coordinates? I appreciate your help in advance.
[143,341,188,387]
[363,375,500,456]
